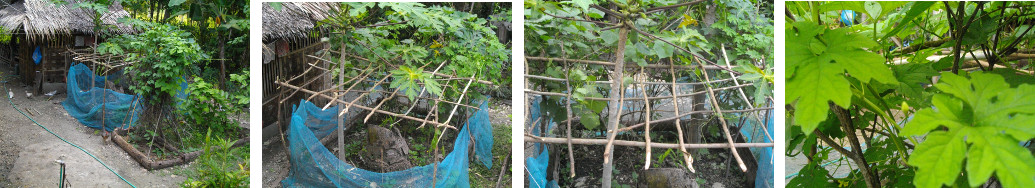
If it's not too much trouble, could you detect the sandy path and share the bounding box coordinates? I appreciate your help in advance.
[0,65,184,187]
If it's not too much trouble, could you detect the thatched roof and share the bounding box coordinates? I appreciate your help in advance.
[262,2,339,40]
[0,0,135,40]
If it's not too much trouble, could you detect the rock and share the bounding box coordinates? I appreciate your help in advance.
[643,168,697,188]
[711,182,724,188]
[572,176,592,188]
[362,125,412,172]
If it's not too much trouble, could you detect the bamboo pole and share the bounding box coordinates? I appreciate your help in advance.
[698,61,747,172]
[669,61,694,172]
[524,134,773,148]
[274,81,459,130]
[526,56,732,70]
[525,83,753,101]
[640,66,652,170]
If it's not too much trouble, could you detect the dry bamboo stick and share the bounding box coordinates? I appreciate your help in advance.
[362,60,444,123]
[563,58,576,178]
[699,60,747,172]
[526,74,740,86]
[391,62,449,127]
[338,73,391,120]
[618,107,774,132]
[720,44,774,144]
[279,57,329,104]
[670,61,694,173]
[346,90,479,110]
[526,56,732,70]
[274,81,458,130]
[441,72,477,126]
[640,66,652,170]
[525,83,752,101]
[524,134,773,149]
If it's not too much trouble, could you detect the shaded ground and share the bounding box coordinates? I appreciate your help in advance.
[0,63,184,187]
[533,133,754,188]
[261,99,513,187]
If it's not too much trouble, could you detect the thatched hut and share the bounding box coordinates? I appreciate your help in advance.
[0,0,134,93]
[261,2,339,132]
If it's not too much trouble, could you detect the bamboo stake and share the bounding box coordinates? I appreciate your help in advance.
[698,59,747,172]
[720,44,773,144]
[640,66,652,170]
[441,72,477,126]
[670,61,694,172]
[563,57,576,178]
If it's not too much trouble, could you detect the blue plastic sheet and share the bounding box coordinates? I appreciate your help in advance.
[282,99,493,187]
[62,63,143,131]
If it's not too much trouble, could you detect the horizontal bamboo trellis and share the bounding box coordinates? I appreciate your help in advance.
[525,55,773,185]
[524,1,772,185]
[268,21,502,186]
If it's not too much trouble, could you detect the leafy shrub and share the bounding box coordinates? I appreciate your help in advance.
[97,23,209,103]
[176,72,249,139]
[182,129,249,188]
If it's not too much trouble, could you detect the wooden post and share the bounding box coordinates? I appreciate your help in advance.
[601,25,628,188]
[337,39,346,161]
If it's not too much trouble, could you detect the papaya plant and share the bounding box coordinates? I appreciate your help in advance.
[786,1,1035,187]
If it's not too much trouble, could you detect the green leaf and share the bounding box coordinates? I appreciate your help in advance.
[571,0,592,12]
[653,40,673,58]
[909,130,968,188]
[965,133,1035,188]
[864,1,881,20]
[787,163,832,187]
[786,21,898,134]
[961,14,997,45]
[905,72,1035,188]
[881,2,935,40]
[578,107,600,129]
[169,0,187,7]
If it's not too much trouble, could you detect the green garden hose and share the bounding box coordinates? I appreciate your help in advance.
[7,88,137,188]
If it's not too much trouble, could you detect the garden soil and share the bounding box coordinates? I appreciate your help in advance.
[0,64,184,187]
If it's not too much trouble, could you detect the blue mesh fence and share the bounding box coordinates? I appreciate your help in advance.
[739,109,774,188]
[281,98,493,187]
[62,63,144,131]
[527,96,559,188]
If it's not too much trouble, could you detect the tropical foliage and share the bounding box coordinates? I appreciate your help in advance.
[786,2,1035,187]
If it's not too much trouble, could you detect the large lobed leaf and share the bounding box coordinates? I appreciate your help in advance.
[904,72,1035,188]
[786,21,898,134]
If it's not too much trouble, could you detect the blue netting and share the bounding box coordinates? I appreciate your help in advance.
[174,76,189,107]
[282,99,493,187]
[62,63,144,132]
[527,97,559,188]
[738,109,774,188]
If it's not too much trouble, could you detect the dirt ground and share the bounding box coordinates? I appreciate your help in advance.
[536,136,755,188]
[0,64,184,187]
[262,98,513,187]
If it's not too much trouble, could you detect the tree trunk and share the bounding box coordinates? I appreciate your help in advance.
[689,84,706,143]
